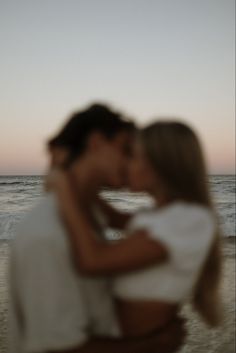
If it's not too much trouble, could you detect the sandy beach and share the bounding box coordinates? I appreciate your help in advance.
[0,238,235,353]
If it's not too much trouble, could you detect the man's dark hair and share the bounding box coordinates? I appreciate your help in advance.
[48,103,135,165]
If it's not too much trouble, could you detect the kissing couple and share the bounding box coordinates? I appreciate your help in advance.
[9,103,222,353]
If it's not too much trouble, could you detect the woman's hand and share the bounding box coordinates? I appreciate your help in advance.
[44,168,68,192]
[47,169,74,197]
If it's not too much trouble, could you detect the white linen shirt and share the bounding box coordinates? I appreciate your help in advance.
[9,193,119,353]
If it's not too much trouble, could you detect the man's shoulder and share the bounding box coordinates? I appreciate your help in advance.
[15,193,63,243]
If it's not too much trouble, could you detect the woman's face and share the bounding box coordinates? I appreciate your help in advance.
[128,139,158,193]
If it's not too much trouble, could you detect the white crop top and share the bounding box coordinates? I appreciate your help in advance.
[112,202,215,303]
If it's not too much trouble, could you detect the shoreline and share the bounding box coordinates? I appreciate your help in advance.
[0,238,235,353]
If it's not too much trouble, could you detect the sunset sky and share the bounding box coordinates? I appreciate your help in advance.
[0,0,235,175]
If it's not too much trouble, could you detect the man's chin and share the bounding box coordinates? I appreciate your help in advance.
[128,184,146,193]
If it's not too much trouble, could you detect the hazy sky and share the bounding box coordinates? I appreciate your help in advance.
[0,0,235,174]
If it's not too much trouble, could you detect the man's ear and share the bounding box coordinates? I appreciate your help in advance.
[87,132,107,151]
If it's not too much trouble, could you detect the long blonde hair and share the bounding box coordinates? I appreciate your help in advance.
[141,121,222,327]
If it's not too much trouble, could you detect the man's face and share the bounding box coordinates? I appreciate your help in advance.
[127,139,158,192]
[85,130,134,189]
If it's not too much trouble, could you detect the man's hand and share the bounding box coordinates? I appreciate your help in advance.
[48,317,186,353]
[152,316,186,353]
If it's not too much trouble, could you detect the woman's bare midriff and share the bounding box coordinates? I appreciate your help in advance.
[115,298,179,336]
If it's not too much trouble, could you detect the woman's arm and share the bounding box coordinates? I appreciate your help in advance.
[55,173,168,275]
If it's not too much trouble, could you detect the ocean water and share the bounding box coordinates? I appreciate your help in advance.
[0,175,235,240]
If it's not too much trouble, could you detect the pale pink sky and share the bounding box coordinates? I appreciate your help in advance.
[0,0,235,175]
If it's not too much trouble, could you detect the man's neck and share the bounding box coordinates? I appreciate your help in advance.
[68,159,103,206]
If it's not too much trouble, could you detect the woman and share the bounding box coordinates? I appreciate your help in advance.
[53,119,222,340]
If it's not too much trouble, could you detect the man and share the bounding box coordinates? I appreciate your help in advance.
[9,104,185,353]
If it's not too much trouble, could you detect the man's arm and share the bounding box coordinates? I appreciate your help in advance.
[49,317,186,353]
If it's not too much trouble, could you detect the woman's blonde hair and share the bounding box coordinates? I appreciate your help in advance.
[141,121,222,327]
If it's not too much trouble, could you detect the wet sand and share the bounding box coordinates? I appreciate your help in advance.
[0,238,235,353]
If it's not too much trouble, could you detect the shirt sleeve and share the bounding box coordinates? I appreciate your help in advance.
[130,204,215,273]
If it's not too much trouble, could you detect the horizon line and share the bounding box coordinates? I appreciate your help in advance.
[0,173,235,177]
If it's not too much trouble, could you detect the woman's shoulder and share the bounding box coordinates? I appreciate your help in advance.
[131,201,214,223]
[128,202,215,243]
[158,202,215,227]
